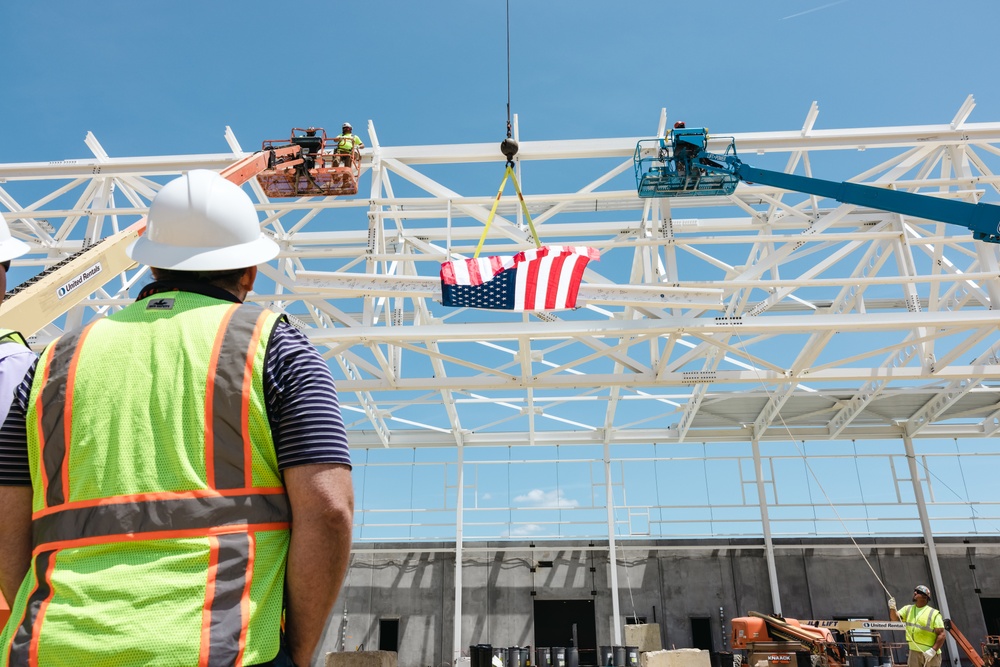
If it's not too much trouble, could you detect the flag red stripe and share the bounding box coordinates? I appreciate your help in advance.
[468,259,483,286]
[522,255,540,310]
[440,261,456,285]
[545,254,569,310]
[565,254,589,308]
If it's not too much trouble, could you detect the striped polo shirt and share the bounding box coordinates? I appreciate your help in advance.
[0,281,350,484]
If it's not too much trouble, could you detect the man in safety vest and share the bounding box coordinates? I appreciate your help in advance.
[889,584,946,667]
[333,122,364,167]
[0,214,33,632]
[0,170,354,667]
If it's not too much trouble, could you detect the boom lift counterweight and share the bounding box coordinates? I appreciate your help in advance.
[635,128,1000,242]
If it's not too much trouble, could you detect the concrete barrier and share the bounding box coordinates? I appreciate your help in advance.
[326,650,399,667]
[640,649,711,667]
[625,624,663,653]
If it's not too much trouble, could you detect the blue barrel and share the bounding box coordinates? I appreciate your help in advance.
[599,647,614,667]
[551,647,567,667]
[626,647,639,667]
[535,648,551,667]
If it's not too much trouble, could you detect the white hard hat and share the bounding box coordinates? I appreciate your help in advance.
[0,214,31,264]
[128,170,279,271]
[342,122,352,130]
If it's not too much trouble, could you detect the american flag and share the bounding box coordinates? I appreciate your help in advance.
[440,246,599,311]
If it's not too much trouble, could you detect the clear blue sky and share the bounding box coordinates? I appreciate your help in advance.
[3,1,1000,163]
[4,1,1000,542]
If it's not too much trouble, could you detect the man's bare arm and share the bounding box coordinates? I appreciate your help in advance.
[283,463,354,667]
[932,626,945,652]
[0,486,32,604]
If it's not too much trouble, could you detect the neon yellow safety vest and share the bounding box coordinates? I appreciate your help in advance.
[335,133,362,153]
[0,330,28,347]
[1,292,290,667]
[900,604,943,653]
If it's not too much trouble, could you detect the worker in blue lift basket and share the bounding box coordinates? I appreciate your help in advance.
[334,122,365,167]
[888,584,945,667]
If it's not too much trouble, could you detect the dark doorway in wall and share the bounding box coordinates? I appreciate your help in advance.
[981,598,1000,635]
[379,618,399,653]
[535,600,598,666]
[691,617,713,651]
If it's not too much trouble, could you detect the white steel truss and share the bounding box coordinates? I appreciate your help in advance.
[3,101,1000,450]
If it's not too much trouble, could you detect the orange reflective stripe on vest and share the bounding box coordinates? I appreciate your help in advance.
[200,532,254,667]
[206,304,270,490]
[6,550,57,666]
[32,491,289,548]
[37,323,94,508]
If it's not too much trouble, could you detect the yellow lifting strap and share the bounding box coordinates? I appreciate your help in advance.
[473,164,541,259]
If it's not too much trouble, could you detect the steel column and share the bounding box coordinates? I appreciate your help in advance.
[604,441,623,645]
[752,438,782,614]
[453,445,465,663]
[902,435,959,666]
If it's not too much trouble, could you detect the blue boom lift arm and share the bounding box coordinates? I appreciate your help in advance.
[634,127,1000,243]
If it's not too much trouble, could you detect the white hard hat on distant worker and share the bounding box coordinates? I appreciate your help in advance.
[128,170,279,271]
[342,122,352,131]
[0,213,32,264]
[914,585,931,598]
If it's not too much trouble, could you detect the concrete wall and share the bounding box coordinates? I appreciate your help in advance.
[317,538,1000,667]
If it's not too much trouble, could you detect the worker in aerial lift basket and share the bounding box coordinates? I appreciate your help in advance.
[888,584,946,667]
[333,122,365,166]
[0,170,354,667]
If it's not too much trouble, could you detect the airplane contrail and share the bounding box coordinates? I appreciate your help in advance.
[782,0,849,20]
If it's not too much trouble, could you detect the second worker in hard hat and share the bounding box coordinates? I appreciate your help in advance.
[888,584,946,667]
[333,122,364,167]
[0,170,354,667]
[0,214,36,621]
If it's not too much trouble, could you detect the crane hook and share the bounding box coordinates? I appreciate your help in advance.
[500,137,518,167]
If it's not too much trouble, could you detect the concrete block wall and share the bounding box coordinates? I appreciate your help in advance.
[317,539,1000,667]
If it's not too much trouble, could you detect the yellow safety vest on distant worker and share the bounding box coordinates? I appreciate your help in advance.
[899,604,943,653]
[335,133,363,153]
[0,292,290,667]
[0,329,28,347]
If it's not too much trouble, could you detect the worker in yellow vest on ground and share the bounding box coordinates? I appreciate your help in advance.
[0,170,354,667]
[889,584,946,667]
[333,122,364,167]
[0,213,33,632]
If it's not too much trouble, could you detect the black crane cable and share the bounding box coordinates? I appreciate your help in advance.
[500,0,518,166]
[506,0,512,139]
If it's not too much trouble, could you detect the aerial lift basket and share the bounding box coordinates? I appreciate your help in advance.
[257,127,361,197]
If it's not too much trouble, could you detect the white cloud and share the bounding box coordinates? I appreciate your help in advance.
[509,523,543,536]
[481,492,493,501]
[514,489,579,509]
